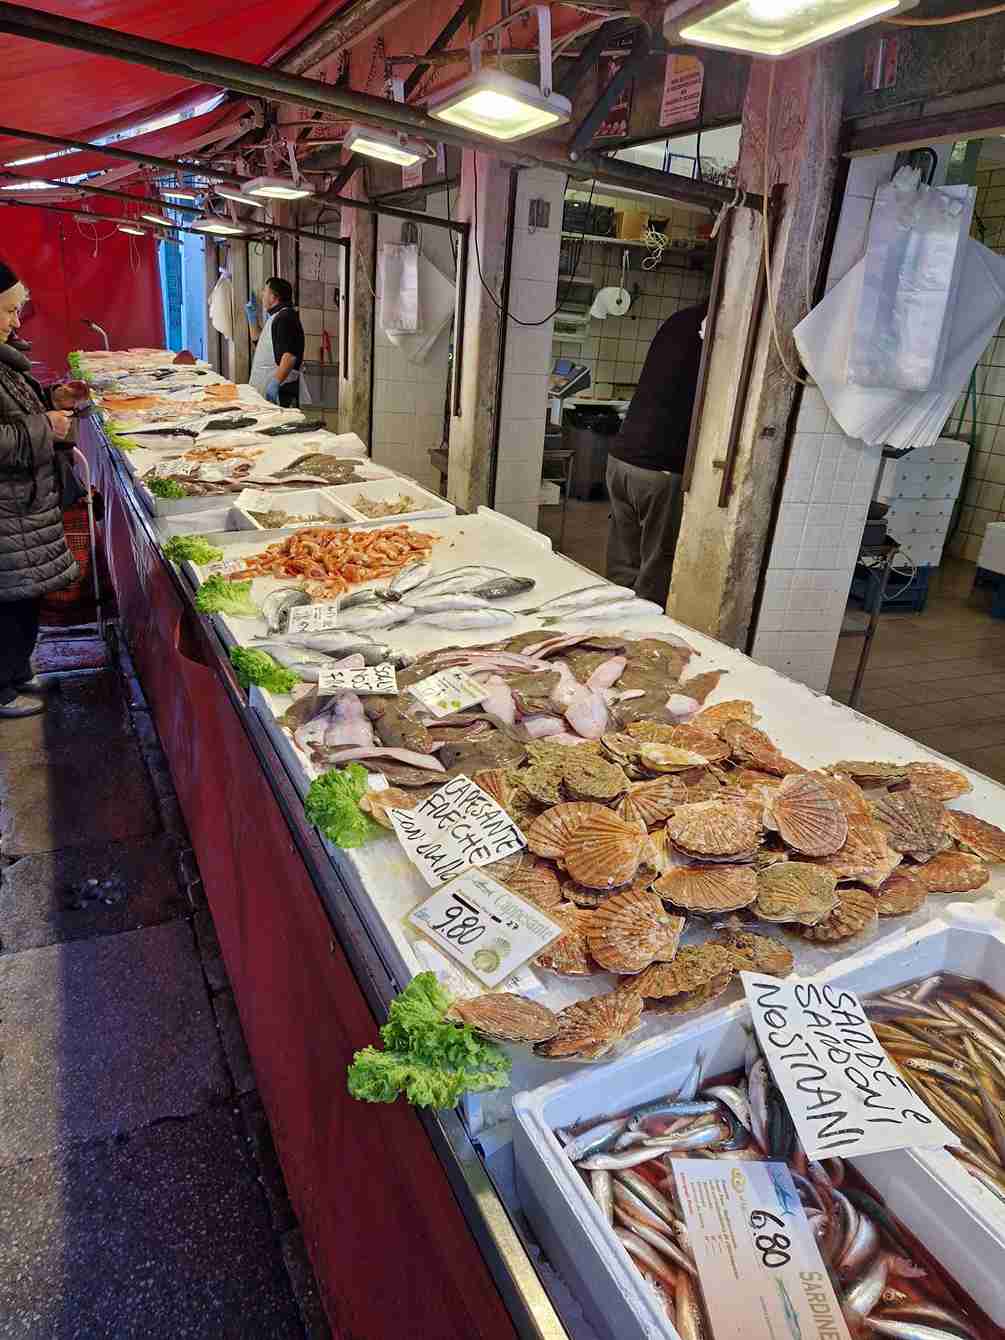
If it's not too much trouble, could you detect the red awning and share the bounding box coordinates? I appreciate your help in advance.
[0,1,347,153]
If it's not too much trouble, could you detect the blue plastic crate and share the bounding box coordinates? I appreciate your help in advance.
[849,563,931,614]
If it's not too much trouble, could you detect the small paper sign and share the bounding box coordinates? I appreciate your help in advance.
[408,868,561,987]
[236,488,271,511]
[660,53,704,127]
[203,557,246,576]
[408,668,488,719]
[153,458,199,478]
[317,662,398,695]
[386,773,526,887]
[287,601,341,635]
[670,1159,851,1340]
[742,974,959,1159]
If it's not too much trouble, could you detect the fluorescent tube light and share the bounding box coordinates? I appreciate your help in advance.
[344,124,431,168]
[118,224,146,236]
[214,185,264,207]
[140,211,173,227]
[665,0,917,57]
[428,67,570,141]
[242,175,314,201]
[192,216,251,236]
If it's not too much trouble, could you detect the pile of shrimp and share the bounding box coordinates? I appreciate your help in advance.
[234,524,437,598]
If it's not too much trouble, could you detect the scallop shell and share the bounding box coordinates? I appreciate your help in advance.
[722,722,803,776]
[904,762,972,802]
[526,802,612,859]
[818,772,872,820]
[655,972,735,1015]
[872,872,928,917]
[562,755,630,803]
[498,858,563,911]
[534,904,596,975]
[534,989,644,1060]
[519,760,566,807]
[709,928,794,978]
[472,768,517,811]
[631,944,737,1000]
[600,732,644,766]
[683,771,725,803]
[754,840,790,870]
[944,809,1005,863]
[358,786,419,827]
[628,722,730,763]
[913,850,990,894]
[858,839,903,891]
[564,812,648,889]
[870,789,947,863]
[638,743,710,773]
[798,887,879,943]
[754,862,839,925]
[829,760,909,788]
[446,993,560,1043]
[586,888,685,973]
[627,720,682,744]
[667,798,763,860]
[615,777,686,827]
[808,816,893,882]
[731,768,784,794]
[679,670,723,704]
[561,880,611,909]
[653,864,758,914]
[767,772,848,857]
[640,825,687,875]
[691,699,760,736]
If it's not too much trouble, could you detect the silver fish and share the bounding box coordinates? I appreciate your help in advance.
[336,603,416,631]
[520,582,634,614]
[339,588,396,611]
[470,576,535,600]
[579,1147,669,1171]
[675,1270,704,1340]
[613,1209,697,1277]
[843,1253,890,1324]
[542,597,658,626]
[626,1100,719,1132]
[563,1117,629,1162]
[589,1169,613,1225]
[261,587,311,634]
[612,1179,676,1236]
[412,608,516,630]
[701,1084,752,1133]
[613,1172,680,1232]
[865,1320,973,1340]
[838,1209,879,1279]
[260,630,377,652]
[408,565,511,596]
[614,1229,680,1291]
[747,1057,771,1152]
[406,593,499,614]
[389,560,433,594]
[877,1304,981,1340]
[678,1051,706,1103]
[641,1117,729,1151]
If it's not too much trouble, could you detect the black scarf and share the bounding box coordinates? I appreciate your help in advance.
[0,341,46,415]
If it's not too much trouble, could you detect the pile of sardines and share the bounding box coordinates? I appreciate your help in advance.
[561,1043,994,1338]
[866,974,1005,1205]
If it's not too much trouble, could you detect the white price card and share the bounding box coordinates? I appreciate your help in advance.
[287,601,341,635]
[316,662,398,695]
[153,457,199,477]
[670,1159,851,1340]
[386,773,526,887]
[408,869,562,987]
[742,973,959,1159]
[203,557,246,576]
[408,668,488,719]
[235,488,271,511]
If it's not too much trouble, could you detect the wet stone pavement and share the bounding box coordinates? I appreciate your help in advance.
[0,625,330,1340]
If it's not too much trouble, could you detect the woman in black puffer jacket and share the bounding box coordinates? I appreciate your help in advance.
[0,260,78,719]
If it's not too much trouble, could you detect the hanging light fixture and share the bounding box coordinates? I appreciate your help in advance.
[163,186,200,202]
[214,185,264,208]
[117,223,146,236]
[428,6,571,142]
[140,210,173,227]
[242,175,314,201]
[664,0,917,57]
[192,216,251,236]
[344,124,432,168]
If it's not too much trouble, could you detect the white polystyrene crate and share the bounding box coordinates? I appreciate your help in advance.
[230,489,357,531]
[980,521,1005,575]
[513,900,1005,1340]
[326,476,456,524]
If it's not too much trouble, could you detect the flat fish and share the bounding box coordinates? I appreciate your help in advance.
[261,587,311,634]
[470,576,535,600]
[412,608,516,630]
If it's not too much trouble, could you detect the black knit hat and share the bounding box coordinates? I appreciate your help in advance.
[0,259,18,294]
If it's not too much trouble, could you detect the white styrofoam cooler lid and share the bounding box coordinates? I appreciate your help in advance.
[980,521,1005,575]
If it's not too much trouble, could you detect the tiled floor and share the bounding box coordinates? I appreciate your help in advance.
[538,505,1005,785]
[828,560,1005,783]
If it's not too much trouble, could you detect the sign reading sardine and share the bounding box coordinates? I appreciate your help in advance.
[387,774,526,887]
[741,973,958,1159]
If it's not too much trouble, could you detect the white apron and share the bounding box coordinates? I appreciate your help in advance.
[249,309,311,403]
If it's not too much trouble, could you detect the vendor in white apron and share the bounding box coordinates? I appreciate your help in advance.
[245,276,307,409]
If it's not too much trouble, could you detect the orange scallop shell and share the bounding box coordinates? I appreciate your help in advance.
[829,760,909,788]
[615,777,686,827]
[446,993,560,1043]
[638,743,710,772]
[564,812,648,889]
[631,944,737,1001]
[709,928,794,978]
[798,887,879,943]
[904,762,971,802]
[653,864,758,913]
[472,768,517,811]
[754,862,839,925]
[767,772,848,857]
[913,851,990,894]
[808,816,895,883]
[534,989,644,1060]
[533,904,596,975]
[870,788,947,863]
[526,802,612,859]
[692,699,760,736]
[722,722,804,776]
[872,872,928,917]
[818,772,872,820]
[498,858,563,910]
[586,888,685,973]
[667,798,763,860]
[944,809,1005,863]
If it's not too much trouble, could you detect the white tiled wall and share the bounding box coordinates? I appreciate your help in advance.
[492,168,567,529]
[749,152,899,692]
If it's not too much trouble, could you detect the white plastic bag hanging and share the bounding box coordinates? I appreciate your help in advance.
[378,241,421,335]
[848,167,974,392]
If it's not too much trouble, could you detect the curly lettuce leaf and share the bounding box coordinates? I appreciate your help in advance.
[194,574,259,617]
[304,763,381,848]
[163,534,224,566]
[107,428,139,453]
[229,646,298,695]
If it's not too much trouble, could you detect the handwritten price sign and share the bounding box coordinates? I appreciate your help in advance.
[742,973,958,1159]
[287,601,341,635]
[387,774,526,887]
[316,662,398,695]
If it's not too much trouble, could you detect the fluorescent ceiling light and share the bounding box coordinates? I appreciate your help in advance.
[344,124,431,168]
[665,0,916,56]
[140,211,173,227]
[214,185,264,208]
[0,179,59,191]
[5,148,73,167]
[118,224,146,236]
[164,187,200,202]
[192,216,251,236]
[428,68,570,141]
[242,175,314,201]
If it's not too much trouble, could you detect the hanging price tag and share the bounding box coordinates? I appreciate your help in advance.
[287,601,341,635]
[316,662,398,695]
[408,668,488,718]
[408,869,562,987]
[669,1159,851,1340]
[386,773,526,887]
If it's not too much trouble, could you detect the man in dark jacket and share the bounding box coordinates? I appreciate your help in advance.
[605,302,706,606]
[0,260,78,719]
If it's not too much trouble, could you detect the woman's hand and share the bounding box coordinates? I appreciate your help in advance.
[46,410,73,441]
[52,381,88,408]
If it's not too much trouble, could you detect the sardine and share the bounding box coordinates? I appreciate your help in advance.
[675,1270,704,1340]
[701,1084,752,1133]
[613,1209,696,1277]
[579,1147,669,1171]
[642,1117,729,1151]
[837,1208,880,1279]
[261,586,311,634]
[678,1051,706,1103]
[563,1117,630,1162]
[337,603,416,631]
[589,1169,613,1225]
[388,560,433,594]
[626,1100,719,1134]
[614,1229,679,1291]
[612,1181,675,1236]
[408,565,511,596]
[470,576,535,600]
[877,1303,982,1340]
[865,1319,974,1340]
[613,1171,681,1231]
[411,608,516,630]
[747,1057,771,1152]
[260,630,377,653]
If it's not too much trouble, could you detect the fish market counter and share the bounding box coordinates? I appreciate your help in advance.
[80,410,1005,1340]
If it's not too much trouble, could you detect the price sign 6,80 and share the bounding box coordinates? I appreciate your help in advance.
[428,901,486,946]
[749,1210,792,1269]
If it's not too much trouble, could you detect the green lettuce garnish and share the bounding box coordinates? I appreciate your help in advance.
[304,763,381,848]
[163,534,224,566]
[229,646,298,695]
[348,973,511,1108]
[148,476,187,499]
[107,428,139,453]
[194,574,259,617]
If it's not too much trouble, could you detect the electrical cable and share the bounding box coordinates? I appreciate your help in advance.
[470,151,595,326]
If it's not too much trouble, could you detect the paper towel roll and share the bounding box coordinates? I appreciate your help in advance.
[590,286,632,320]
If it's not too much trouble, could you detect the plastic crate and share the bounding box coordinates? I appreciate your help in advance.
[849,561,931,613]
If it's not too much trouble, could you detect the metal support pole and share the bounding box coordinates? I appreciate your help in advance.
[567,26,651,157]
[0,121,240,181]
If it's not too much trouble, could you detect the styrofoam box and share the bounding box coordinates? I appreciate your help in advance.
[231,489,357,531]
[513,900,1005,1340]
[325,477,455,523]
[980,521,1005,576]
